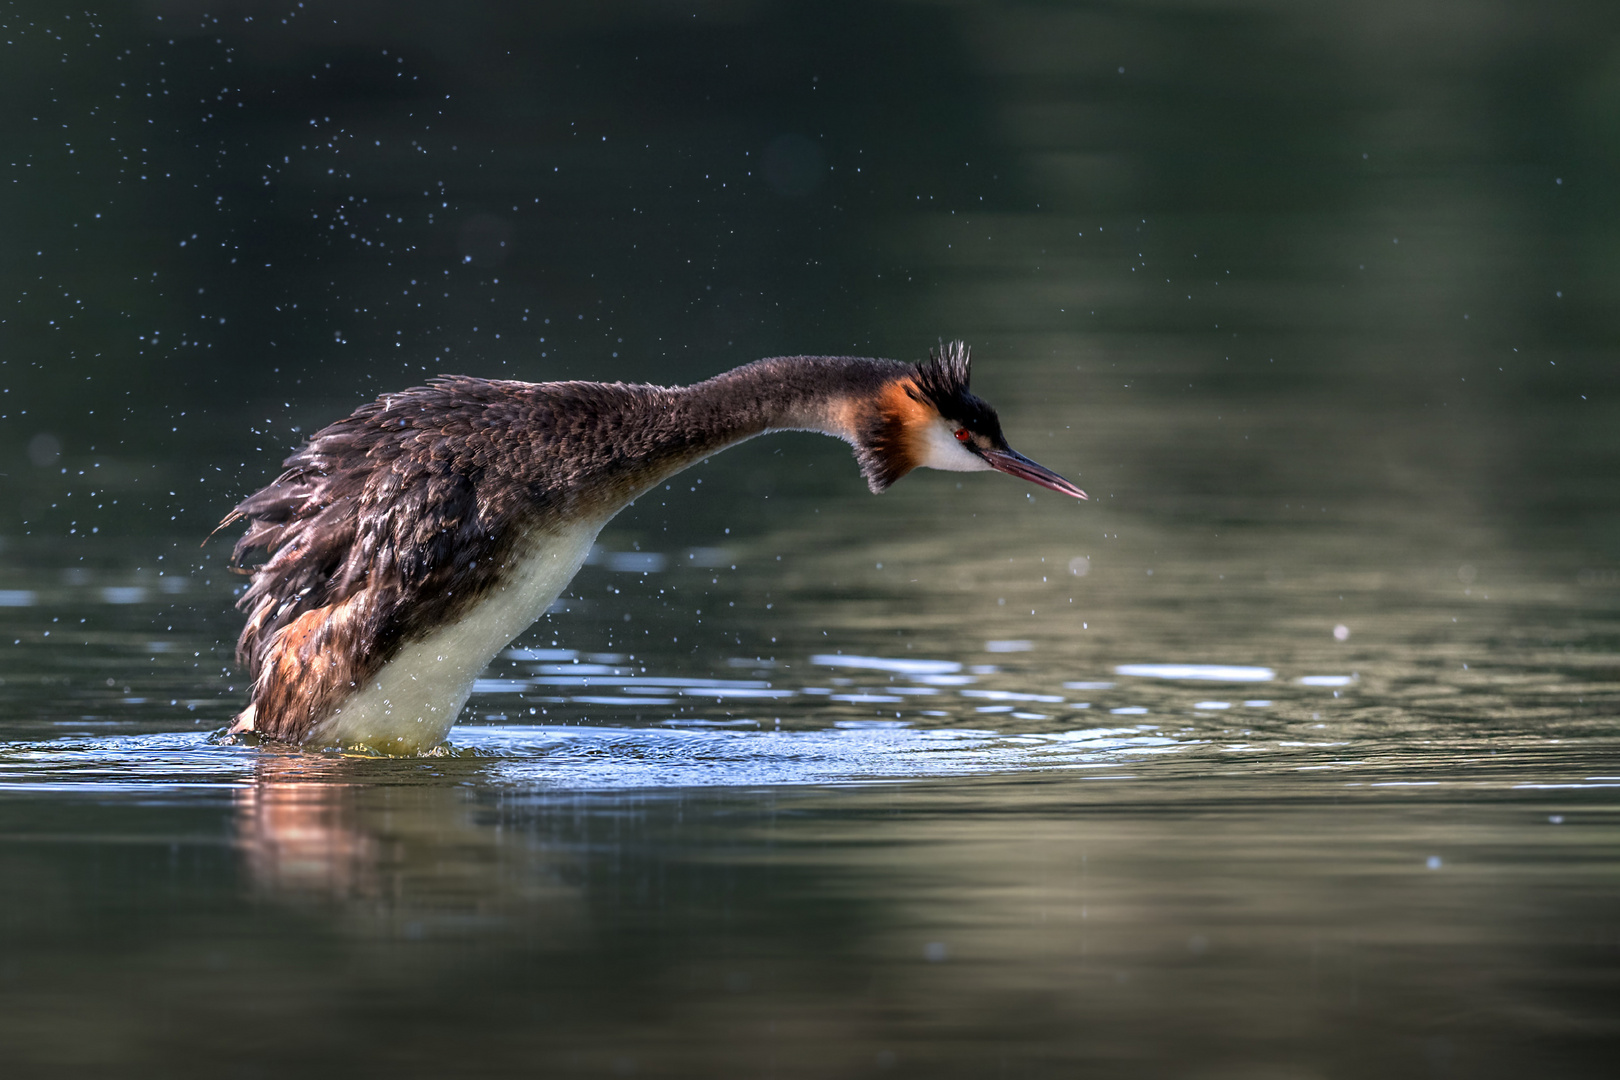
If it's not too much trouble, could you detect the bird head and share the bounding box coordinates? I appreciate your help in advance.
[852,341,1087,499]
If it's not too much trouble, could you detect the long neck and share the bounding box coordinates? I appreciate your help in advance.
[518,355,910,523]
[673,354,909,449]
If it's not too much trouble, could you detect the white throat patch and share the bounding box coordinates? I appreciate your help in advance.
[916,418,994,473]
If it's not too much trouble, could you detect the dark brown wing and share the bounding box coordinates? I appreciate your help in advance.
[219,373,705,741]
[221,379,522,741]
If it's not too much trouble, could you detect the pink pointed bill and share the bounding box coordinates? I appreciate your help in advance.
[983,448,1087,500]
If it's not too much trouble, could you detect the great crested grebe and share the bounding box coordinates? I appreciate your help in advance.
[217,341,1085,753]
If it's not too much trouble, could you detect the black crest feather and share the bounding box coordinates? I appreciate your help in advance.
[913,339,972,411]
[907,339,1005,444]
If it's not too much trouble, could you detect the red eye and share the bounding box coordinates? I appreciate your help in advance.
[954,428,971,443]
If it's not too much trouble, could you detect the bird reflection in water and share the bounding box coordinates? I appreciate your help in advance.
[231,754,589,938]
[233,755,378,901]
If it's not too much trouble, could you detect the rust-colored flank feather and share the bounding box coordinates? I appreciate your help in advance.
[218,342,1084,753]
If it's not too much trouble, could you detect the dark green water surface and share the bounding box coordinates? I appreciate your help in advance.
[2,2,1618,1076]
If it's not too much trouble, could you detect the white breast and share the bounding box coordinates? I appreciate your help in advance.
[303,521,602,753]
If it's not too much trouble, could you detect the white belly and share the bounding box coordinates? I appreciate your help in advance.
[303,522,602,753]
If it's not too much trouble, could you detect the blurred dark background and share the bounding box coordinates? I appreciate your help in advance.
[2,0,1617,559]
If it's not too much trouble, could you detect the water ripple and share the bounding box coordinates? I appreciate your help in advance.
[0,723,1187,793]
